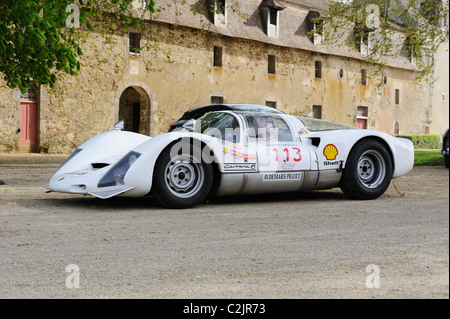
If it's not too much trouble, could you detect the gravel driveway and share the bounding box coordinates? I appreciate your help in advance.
[0,154,448,299]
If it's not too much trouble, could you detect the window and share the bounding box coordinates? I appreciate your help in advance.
[268,55,276,75]
[315,61,322,79]
[307,11,323,45]
[267,9,279,37]
[266,101,277,109]
[354,27,372,55]
[361,69,367,86]
[312,105,322,119]
[403,36,420,64]
[337,67,344,81]
[213,46,223,67]
[211,96,224,104]
[360,33,370,55]
[195,112,240,142]
[215,0,226,15]
[245,115,293,142]
[260,1,284,38]
[356,106,369,129]
[395,89,400,105]
[269,8,278,26]
[129,33,141,54]
[212,0,226,26]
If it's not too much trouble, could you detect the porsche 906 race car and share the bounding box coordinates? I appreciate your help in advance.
[45,107,414,208]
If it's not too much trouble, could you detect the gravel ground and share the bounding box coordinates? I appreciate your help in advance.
[0,154,448,299]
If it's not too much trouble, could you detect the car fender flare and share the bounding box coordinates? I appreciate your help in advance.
[314,130,413,178]
[123,133,222,197]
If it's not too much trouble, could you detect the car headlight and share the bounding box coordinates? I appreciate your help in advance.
[98,151,141,188]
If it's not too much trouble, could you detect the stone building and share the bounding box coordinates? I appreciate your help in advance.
[0,0,448,153]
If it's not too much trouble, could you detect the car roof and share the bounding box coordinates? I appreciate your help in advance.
[184,104,284,117]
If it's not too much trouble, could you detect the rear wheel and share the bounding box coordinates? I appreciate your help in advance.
[340,139,393,200]
[153,142,213,209]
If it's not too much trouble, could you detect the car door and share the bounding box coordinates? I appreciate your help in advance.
[196,112,258,173]
[244,114,313,177]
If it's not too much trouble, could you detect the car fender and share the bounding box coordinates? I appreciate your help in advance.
[311,130,414,178]
[48,130,151,195]
[123,132,224,197]
[51,130,151,178]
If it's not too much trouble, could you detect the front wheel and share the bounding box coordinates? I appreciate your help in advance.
[340,139,393,200]
[153,142,213,209]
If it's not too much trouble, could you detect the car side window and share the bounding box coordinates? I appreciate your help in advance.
[245,115,293,142]
[195,113,240,143]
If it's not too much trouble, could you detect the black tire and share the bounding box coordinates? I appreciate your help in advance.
[153,142,213,209]
[340,139,393,200]
[445,156,449,169]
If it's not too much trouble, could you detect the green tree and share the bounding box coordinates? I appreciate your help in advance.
[0,0,155,93]
[318,0,449,84]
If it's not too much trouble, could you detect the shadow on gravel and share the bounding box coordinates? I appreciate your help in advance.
[26,190,348,213]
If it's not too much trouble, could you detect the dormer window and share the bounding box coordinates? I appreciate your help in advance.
[354,26,372,56]
[260,0,285,38]
[360,32,370,55]
[403,36,420,65]
[210,0,227,26]
[307,11,324,46]
[269,8,278,27]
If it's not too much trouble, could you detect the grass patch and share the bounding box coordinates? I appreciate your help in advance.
[414,150,445,166]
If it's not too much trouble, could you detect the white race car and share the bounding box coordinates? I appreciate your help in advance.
[46,106,414,208]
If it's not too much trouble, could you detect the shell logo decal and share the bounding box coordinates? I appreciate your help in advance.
[323,144,338,161]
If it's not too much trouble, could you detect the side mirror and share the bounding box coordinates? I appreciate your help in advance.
[114,120,124,131]
[182,119,196,131]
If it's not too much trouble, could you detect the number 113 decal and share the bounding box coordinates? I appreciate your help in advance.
[272,147,302,162]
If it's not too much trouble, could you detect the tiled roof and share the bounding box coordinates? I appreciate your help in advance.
[150,0,415,70]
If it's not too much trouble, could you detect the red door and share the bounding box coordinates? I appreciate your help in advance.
[19,99,38,153]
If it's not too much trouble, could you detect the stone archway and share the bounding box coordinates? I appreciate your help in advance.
[116,83,153,136]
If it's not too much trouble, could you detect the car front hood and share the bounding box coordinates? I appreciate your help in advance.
[46,129,151,198]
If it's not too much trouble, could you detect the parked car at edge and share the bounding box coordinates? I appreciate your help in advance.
[169,104,284,132]
[45,104,415,209]
[443,129,449,168]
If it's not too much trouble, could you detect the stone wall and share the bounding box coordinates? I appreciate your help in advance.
[0,21,436,154]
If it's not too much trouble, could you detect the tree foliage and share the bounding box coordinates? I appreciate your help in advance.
[319,0,449,84]
[0,0,155,93]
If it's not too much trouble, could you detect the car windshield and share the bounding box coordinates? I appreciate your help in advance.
[194,112,240,143]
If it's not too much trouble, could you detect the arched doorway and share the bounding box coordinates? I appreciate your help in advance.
[118,86,151,135]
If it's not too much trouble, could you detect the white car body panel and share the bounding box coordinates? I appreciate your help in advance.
[47,110,414,203]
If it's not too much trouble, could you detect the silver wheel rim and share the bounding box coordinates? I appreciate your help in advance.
[164,155,205,198]
[357,150,386,189]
